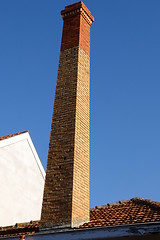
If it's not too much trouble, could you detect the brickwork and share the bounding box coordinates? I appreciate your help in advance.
[61,1,94,56]
[40,1,94,228]
[72,47,90,227]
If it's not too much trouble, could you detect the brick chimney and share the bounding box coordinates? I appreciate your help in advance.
[40,1,94,228]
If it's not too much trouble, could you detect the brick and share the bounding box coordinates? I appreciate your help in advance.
[40,1,94,229]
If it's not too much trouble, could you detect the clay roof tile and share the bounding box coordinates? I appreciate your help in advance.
[0,199,160,237]
[0,131,28,141]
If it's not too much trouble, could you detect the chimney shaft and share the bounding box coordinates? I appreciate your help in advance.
[40,1,94,228]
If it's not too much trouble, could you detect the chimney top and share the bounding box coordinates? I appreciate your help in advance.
[61,1,94,25]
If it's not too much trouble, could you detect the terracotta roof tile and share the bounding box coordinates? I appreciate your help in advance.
[0,198,160,237]
[0,131,28,141]
[0,221,39,238]
[79,198,160,228]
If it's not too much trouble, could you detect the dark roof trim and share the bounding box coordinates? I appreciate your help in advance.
[3,222,160,240]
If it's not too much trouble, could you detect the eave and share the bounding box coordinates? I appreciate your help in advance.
[2,222,160,240]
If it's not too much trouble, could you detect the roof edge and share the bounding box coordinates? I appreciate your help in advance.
[0,131,45,179]
[14,222,160,239]
[0,130,28,141]
[91,197,160,210]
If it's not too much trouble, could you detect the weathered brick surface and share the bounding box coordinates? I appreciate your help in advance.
[40,1,94,228]
[61,1,94,56]
[72,47,90,227]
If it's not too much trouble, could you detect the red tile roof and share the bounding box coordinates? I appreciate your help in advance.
[0,198,160,238]
[0,131,28,141]
[79,198,160,229]
[0,221,39,238]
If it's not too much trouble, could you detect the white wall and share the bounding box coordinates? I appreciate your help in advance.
[0,132,45,227]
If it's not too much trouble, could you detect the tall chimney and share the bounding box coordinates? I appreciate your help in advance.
[40,1,94,228]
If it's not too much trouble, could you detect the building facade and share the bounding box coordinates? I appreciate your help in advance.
[0,131,45,227]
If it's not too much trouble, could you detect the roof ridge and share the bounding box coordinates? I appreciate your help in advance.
[0,130,28,141]
[131,197,160,211]
[92,198,160,211]
[93,199,131,210]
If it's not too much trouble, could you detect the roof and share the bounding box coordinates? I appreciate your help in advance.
[0,131,28,141]
[0,221,39,238]
[79,198,160,229]
[1,198,160,238]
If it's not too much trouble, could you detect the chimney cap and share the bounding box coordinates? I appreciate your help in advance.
[61,1,94,24]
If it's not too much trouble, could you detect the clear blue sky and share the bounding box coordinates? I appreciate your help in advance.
[1,0,160,208]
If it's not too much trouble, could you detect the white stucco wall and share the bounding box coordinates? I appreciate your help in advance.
[0,132,45,227]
